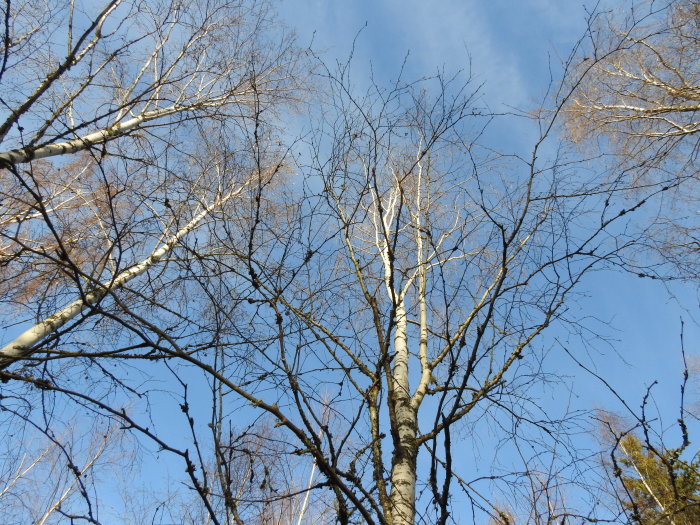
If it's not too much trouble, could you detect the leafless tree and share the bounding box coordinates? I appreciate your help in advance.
[0,0,304,367]
[161,55,672,522]
[0,0,308,523]
[565,0,700,279]
[0,2,693,524]
[0,406,131,524]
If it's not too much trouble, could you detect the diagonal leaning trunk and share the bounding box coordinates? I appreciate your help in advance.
[389,299,418,525]
[0,106,191,166]
[0,191,237,370]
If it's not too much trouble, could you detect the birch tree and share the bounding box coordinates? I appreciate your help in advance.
[0,1,319,522]
[0,2,688,524]
[0,0,303,368]
[167,60,671,523]
[565,0,700,279]
[567,0,700,151]
[0,394,131,525]
[595,368,700,525]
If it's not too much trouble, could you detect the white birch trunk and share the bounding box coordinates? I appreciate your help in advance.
[619,439,678,525]
[389,299,418,525]
[0,191,236,369]
[0,107,187,166]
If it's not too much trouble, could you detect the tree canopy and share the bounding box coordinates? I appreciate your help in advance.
[0,1,698,524]
[614,433,700,524]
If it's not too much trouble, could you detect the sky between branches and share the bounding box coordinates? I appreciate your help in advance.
[278,0,700,430]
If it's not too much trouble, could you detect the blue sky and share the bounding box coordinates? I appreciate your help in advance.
[278,0,700,456]
[3,1,697,522]
[279,0,585,109]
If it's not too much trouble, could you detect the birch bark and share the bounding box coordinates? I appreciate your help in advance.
[0,107,195,166]
[0,189,240,369]
[388,299,418,525]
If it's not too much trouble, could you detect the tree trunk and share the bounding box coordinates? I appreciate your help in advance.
[0,191,237,369]
[0,107,187,166]
[389,300,418,525]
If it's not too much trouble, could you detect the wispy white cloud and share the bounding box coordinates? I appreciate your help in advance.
[280,0,592,112]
